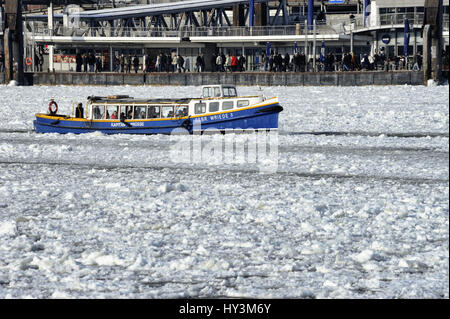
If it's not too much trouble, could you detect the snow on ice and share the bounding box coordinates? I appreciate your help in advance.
[0,84,448,299]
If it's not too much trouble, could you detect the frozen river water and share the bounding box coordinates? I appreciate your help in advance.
[0,85,448,298]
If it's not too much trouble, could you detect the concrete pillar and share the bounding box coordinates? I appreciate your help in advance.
[4,0,24,84]
[304,22,308,57]
[49,45,54,72]
[110,45,113,72]
[48,1,54,36]
[4,28,12,82]
[312,19,316,71]
[423,24,432,83]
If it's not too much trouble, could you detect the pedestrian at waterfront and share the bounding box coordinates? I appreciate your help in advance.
[230,54,238,72]
[211,53,217,72]
[225,54,231,72]
[177,55,185,73]
[269,54,274,72]
[133,55,139,73]
[220,53,226,72]
[368,54,375,70]
[342,52,352,71]
[171,52,177,72]
[161,53,168,72]
[75,53,82,72]
[293,52,300,72]
[38,53,44,72]
[299,52,306,72]
[262,54,268,72]
[361,54,369,70]
[216,54,223,72]
[284,52,290,72]
[88,52,95,72]
[274,52,282,72]
[126,54,132,73]
[144,53,151,72]
[81,54,87,72]
[113,55,120,72]
[155,53,161,72]
[34,52,40,72]
[184,56,190,72]
[119,54,125,73]
[238,55,246,72]
[196,54,204,72]
[95,56,102,73]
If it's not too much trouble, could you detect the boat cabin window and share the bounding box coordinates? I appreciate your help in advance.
[134,105,147,119]
[162,106,175,118]
[176,105,188,117]
[223,87,237,97]
[120,105,133,119]
[202,87,221,98]
[222,101,234,110]
[237,100,250,108]
[147,106,160,118]
[92,105,104,119]
[202,87,212,98]
[105,105,119,119]
[209,102,220,112]
[195,102,207,114]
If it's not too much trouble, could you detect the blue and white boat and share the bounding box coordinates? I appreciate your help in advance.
[34,85,283,134]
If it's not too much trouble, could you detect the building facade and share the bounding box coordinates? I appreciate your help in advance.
[1,0,448,73]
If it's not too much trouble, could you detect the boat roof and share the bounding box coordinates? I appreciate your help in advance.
[88,96,192,104]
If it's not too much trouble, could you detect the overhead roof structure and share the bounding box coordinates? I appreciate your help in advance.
[25,0,292,27]
[71,0,271,20]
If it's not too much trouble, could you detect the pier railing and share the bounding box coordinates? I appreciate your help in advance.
[25,13,449,39]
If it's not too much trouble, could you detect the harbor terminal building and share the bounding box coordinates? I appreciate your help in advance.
[1,0,448,72]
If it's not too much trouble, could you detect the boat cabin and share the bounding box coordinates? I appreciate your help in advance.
[201,85,237,99]
[73,96,190,121]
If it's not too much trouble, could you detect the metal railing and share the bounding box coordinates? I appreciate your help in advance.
[379,13,424,26]
[24,13,449,39]
[27,23,339,38]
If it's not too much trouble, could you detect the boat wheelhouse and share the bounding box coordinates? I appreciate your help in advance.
[34,85,283,134]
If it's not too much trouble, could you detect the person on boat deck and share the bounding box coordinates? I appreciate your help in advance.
[102,110,110,119]
[111,111,118,119]
[127,110,133,119]
[93,106,102,119]
[139,111,146,119]
[75,103,84,118]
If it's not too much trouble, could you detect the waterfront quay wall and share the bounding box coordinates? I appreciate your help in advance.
[1,71,424,86]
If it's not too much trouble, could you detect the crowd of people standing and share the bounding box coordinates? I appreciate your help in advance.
[37,48,449,74]
[262,50,425,73]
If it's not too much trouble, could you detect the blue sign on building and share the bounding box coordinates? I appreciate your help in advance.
[329,0,345,3]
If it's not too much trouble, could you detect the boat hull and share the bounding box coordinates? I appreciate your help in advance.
[34,101,283,135]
